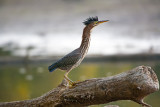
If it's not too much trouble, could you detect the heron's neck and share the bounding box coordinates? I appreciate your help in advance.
[80,25,93,53]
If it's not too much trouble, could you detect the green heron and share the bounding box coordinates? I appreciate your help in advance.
[48,16,109,86]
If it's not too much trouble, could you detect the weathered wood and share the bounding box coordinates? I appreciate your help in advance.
[0,66,159,107]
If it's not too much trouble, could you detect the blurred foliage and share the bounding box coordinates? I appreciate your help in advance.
[0,61,160,107]
[0,47,12,56]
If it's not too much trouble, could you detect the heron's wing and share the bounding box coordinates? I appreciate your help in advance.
[54,49,81,69]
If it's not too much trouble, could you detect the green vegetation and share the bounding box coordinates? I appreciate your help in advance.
[0,47,12,56]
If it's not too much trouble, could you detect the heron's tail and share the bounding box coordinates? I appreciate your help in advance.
[48,63,57,72]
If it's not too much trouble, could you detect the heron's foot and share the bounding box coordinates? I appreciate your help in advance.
[64,75,75,87]
[62,81,74,88]
[62,80,79,88]
[68,80,74,86]
[67,81,78,88]
[71,81,79,86]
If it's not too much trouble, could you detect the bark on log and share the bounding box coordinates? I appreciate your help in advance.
[0,66,159,107]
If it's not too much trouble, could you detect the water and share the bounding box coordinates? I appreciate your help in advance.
[0,61,160,107]
[1,32,160,56]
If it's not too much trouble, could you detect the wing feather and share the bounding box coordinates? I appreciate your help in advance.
[52,49,81,70]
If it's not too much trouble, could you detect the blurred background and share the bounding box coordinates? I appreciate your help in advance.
[0,0,160,107]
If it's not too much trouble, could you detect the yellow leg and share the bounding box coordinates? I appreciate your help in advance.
[64,71,74,86]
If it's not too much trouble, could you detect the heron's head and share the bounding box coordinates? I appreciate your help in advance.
[83,16,109,27]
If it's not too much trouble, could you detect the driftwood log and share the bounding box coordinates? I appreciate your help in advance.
[0,66,159,107]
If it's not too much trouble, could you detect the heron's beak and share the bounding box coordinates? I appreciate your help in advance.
[98,20,109,24]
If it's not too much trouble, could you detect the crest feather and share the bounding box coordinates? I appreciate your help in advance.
[83,16,98,25]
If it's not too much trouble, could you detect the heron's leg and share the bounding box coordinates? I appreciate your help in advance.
[64,71,74,86]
